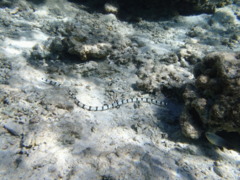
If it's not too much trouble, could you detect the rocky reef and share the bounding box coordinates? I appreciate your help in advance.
[0,0,240,179]
[180,52,240,139]
[78,0,233,20]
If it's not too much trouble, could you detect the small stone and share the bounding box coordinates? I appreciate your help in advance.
[48,166,56,173]
[213,166,224,178]
[104,3,118,14]
[3,124,21,137]
[196,75,209,88]
[3,98,10,105]
[2,144,8,150]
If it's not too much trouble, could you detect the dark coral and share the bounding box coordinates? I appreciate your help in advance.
[73,0,232,20]
[180,52,240,139]
[1,0,233,20]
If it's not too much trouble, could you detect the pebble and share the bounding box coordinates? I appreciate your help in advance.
[48,166,56,173]
[213,166,224,178]
[3,98,10,105]
[3,124,21,137]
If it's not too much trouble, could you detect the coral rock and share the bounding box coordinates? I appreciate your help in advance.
[181,52,240,138]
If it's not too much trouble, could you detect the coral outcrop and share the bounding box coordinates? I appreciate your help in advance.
[180,52,240,139]
[62,37,112,61]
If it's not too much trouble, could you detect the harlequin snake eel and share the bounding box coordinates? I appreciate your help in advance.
[42,78,167,111]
